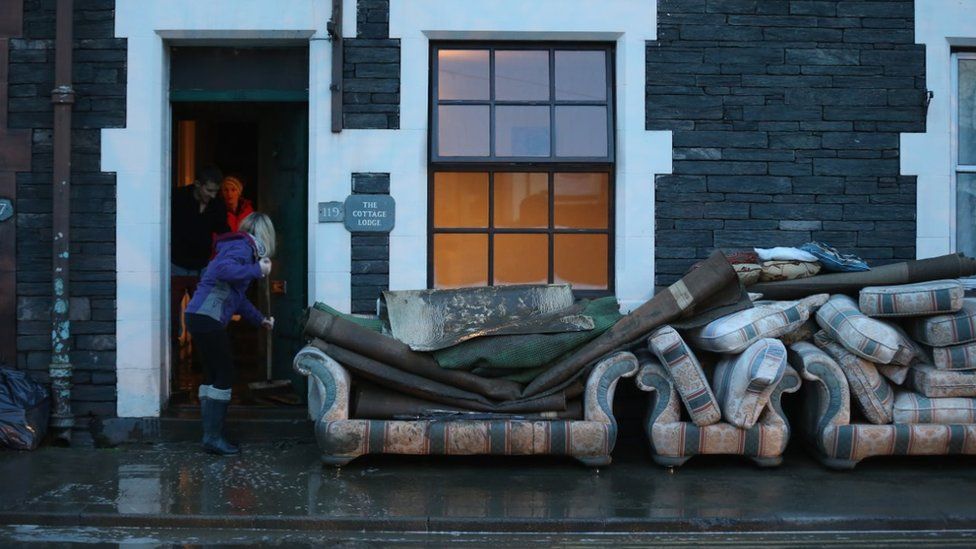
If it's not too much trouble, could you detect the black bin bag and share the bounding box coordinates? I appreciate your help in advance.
[0,367,50,450]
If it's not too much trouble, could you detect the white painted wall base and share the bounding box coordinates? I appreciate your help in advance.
[903,0,976,258]
[106,0,665,417]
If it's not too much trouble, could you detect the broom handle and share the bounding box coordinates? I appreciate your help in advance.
[265,277,273,381]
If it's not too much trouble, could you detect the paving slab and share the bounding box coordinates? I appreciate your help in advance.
[1,440,975,545]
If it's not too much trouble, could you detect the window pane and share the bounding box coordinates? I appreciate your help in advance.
[554,235,608,290]
[494,172,549,228]
[434,234,488,288]
[553,173,609,229]
[555,51,607,101]
[433,172,489,228]
[438,105,489,157]
[495,50,550,101]
[495,106,551,157]
[958,173,976,258]
[555,106,608,158]
[961,59,976,165]
[438,49,489,100]
[494,234,548,285]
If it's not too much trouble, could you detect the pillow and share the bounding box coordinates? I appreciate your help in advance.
[908,365,976,398]
[779,318,818,346]
[759,260,821,282]
[686,294,826,354]
[908,298,976,347]
[930,341,976,371]
[733,263,761,287]
[647,325,722,426]
[712,338,788,430]
[892,392,976,425]
[858,279,964,318]
[816,294,902,364]
[815,331,894,424]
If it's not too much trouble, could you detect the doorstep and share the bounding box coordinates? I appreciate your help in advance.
[88,406,313,447]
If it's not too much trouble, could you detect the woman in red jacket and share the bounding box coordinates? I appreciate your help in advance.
[221,176,255,232]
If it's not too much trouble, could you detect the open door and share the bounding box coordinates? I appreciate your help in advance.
[258,104,309,394]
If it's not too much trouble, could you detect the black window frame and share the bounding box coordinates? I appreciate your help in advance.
[429,42,616,163]
[428,41,617,298]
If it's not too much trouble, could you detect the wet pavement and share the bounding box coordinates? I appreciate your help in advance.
[1,439,976,546]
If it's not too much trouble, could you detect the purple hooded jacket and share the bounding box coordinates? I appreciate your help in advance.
[185,232,266,327]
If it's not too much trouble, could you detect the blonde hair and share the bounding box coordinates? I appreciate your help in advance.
[222,176,243,193]
[238,212,276,258]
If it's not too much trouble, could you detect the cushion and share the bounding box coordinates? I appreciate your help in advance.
[815,331,894,424]
[930,341,976,371]
[909,298,976,347]
[908,365,976,398]
[858,279,964,318]
[759,260,821,282]
[647,326,721,426]
[779,318,818,346]
[800,241,869,272]
[877,364,910,386]
[893,392,976,424]
[816,294,902,364]
[733,263,761,286]
[686,294,827,354]
[877,324,922,384]
[712,338,788,430]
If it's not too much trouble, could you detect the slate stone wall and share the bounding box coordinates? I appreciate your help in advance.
[649,0,926,285]
[350,173,390,314]
[343,0,400,129]
[8,0,124,418]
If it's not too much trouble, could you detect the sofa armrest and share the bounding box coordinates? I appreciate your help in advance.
[788,341,851,441]
[293,344,351,422]
[633,348,681,425]
[583,351,639,424]
[758,365,802,428]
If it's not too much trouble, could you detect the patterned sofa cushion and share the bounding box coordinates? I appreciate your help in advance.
[733,263,761,286]
[815,331,894,424]
[858,279,964,318]
[712,338,788,429]
[930,341,976,371]
[687,294,827,354]
[909,298,976,347]
[876,325,924,385]
[893,392,976,424]
[759,260,821,282]
[816,294,902,364]
[908,364,976,398]
[647,325,721,426]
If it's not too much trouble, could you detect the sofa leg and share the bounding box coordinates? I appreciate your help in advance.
[321,454,358,467]
[576,455,611,468]
[820,456,859,470]
[652,455,691,468]
[751,456,782,468]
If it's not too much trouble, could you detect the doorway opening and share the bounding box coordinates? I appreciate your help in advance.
[168,101,309,408]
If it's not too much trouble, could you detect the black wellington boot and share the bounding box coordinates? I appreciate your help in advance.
[201,397,240,456]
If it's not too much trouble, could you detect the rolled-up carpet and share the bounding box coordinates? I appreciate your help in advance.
[750,253,976,300]
[523,250,741,397]
[311,339,569,413]
[304,307,523,401]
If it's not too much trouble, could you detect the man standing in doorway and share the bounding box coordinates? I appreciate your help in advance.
[172,164,231,275]
[171,165,232,376]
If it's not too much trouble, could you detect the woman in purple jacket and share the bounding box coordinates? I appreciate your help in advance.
[185,212,276,455]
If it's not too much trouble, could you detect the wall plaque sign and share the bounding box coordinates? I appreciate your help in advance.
[0,199,12,223]
[318,201,344,223]
[343,194,395,233]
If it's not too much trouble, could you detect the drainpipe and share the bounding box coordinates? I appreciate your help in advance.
[49,0,74,444]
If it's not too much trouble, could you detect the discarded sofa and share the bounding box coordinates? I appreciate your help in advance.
[792,341,976,469]
[293,345,638,467]
[792,281,976,469]
[634,337,801,468]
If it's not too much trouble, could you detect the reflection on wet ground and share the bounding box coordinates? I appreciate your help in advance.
[1,441,976,544]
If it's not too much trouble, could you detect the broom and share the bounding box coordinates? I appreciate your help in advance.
[248,276,295,403]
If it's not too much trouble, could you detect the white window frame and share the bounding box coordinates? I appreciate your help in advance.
[953,52,976,252]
